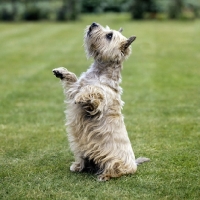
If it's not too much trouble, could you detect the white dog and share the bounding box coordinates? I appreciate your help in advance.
[53,22,149,181]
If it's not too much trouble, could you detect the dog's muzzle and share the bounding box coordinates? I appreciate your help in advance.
[88,22,98,36]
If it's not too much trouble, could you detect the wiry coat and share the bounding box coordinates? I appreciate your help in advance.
[53,23,149,181]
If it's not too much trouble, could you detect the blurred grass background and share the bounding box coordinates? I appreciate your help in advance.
[0,10,200,200]
[0,0,200,21]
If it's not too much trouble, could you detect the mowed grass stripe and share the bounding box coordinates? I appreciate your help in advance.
[0,23,82,96]
[0,23,81,60]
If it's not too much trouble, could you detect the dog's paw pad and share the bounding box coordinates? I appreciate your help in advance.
[52,67,68,79]
[52,70,64,79]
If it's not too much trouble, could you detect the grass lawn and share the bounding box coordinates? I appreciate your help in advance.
[0,14,200,199]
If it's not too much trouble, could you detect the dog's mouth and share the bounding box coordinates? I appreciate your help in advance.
[87,22,98,36]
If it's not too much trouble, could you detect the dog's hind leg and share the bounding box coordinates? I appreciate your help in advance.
[52,67,77,88]
[97,161,137,181]
[74,85,105,117]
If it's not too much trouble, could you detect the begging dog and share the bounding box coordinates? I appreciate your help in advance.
[52,22,149,181]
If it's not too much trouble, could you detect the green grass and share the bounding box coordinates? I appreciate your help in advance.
[0,13,200,199]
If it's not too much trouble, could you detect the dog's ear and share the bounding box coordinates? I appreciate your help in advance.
[124,36,136,49]
[120,36,136,56]
[118,27,123,33]
[106,25,110,30]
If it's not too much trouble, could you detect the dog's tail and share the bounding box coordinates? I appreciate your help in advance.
[135,157,150,165]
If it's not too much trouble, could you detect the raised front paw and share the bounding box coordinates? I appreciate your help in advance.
[52,67,77,82]
[74,87,105,116]
[52,67,68,79]
[75,96,102,115]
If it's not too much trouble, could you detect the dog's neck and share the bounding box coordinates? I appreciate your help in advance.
[93,60,122,78]
[91,60,123,92]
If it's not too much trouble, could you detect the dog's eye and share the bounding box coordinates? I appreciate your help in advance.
[106,33,113,40]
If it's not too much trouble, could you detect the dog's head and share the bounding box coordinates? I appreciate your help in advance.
[84,22,136,63]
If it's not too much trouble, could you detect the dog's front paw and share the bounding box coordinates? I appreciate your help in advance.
[75,97,100,116]
[52,67,77,83]
[74,95,90,105]
[52,67,68,79]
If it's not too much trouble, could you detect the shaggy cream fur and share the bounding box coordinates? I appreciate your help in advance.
[53,22,149,181]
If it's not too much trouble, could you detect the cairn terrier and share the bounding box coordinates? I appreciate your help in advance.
[52,22,149,181]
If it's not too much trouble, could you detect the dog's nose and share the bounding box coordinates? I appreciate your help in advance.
[91,22,98,28]
[88,22,98,33]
